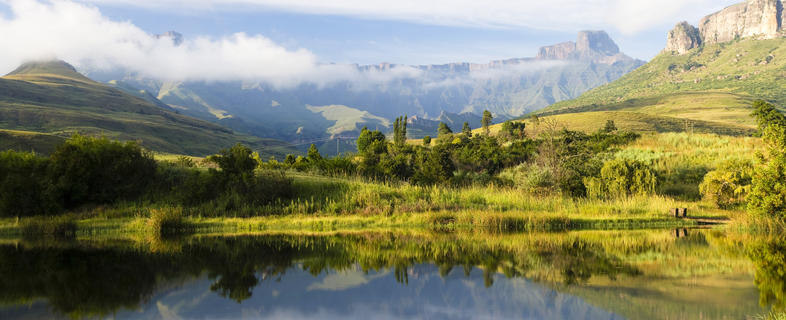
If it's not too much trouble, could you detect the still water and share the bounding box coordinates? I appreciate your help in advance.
[0,229,781,319]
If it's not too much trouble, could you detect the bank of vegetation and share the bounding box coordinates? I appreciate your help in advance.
[1,102,784,234]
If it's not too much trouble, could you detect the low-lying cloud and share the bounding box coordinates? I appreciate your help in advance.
[0,0,603,90]
[0,0,428,87]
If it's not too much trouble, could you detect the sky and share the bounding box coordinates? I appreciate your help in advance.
[0,0,741,84]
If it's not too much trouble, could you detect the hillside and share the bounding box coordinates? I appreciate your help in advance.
[530,2,786,135]
[0,61,295,156]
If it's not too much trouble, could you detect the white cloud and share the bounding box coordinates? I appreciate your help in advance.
[81,0,740,35]
[0,0,368,87]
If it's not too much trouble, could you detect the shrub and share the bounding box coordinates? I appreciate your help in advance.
[748,101,786,218]
[48,135,157,208]
[585,159,657,199]
[0,151,57,217]
[699,159,753,208]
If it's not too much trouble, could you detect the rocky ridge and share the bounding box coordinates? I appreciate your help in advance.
[666,0,786,54]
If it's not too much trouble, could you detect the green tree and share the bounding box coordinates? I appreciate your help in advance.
[438,122,453,136]
[481,110,493,135]
[584,159,657,199]
[210,143,258,178]
[0,151,56,217]
[307,144,323,163]
[462,122,472,136]
[500,121,526,141]
[393,115,409,146]
[357,127,386,154]
[748,100,786,218]
[48,135,156,208]
[700,159,754,208]
[603,120,617,133]
[422,136,432,146]
[413,145,455,186]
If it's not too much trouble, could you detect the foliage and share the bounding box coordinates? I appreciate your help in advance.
[481,110,493,135]
[462,122,472,136]
[0,150,56,217]
[604,120,617,133]
[48,135,157,208]
[499,121,526,141]
[584,159,658,199]
[699,159,753,208]
[748,100,786,218]
[393,115,409,146]
[422,135,432,146]
[438,122,453,136]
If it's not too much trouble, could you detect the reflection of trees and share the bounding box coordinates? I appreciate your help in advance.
[749,239,786,310]
[0,233,643,317]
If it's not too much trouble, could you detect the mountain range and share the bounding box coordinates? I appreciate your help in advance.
[84,31,643,153]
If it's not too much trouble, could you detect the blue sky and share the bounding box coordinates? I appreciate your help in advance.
[0,0,741,81]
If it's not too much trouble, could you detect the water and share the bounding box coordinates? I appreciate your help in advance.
[0,229,780,319]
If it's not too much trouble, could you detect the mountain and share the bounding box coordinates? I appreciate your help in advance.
[532,0,786,136]
[0,60,295,156]
[85,31,643,149]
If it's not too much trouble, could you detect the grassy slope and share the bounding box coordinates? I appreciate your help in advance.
[523,38,786,135]
[0,61,296,157]
[0,129,64,155]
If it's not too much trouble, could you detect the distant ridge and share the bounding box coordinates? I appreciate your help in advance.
[0,60,297,156]
[7,60,92,82]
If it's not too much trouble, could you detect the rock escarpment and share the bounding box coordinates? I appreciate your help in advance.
[665,22,702,55]
[537,31,631,64]
[666,0,786,55]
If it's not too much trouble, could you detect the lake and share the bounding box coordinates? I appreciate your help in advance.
[0,229,781,319]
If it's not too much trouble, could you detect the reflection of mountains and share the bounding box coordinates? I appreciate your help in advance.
[0,230,771,319]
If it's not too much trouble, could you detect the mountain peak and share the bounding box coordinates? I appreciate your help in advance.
[536,30,624,62]
[156,31,184,46]
[6,60,91,81]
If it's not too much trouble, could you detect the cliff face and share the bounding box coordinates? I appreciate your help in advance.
[665,22,702,54]
[700,0,784,43]
[537,31,628,63]
[667,0,786,55]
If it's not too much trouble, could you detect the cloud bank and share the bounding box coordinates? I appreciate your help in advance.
[82,0,739,35]
[0,0,430,87]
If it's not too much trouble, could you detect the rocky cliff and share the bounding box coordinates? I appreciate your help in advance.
[666,0,786,54]
[536,31,628,63]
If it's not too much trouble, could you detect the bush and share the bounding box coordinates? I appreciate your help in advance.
[748,101,786,218]
[699,159,753,208]
[0,151,57,217]
[48,135,156,208]
[585,159,657,199]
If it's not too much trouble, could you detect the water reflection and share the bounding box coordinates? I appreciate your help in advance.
[0,229,778,319]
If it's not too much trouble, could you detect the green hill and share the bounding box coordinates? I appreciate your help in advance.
[0,61,296,156]
[532,38,786,134]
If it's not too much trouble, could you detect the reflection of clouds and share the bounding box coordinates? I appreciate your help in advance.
[122,265,622,320]
[307,268,390,291]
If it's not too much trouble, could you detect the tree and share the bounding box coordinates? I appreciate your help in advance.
[462,122,472,136]
[481,110,493,135]
[603,120,617,133]
[700,159,753,208]
[48,135,156,208]
[413,145,455,185]
[393,115,409,146]
[748,100,786,218]
[357,127,386,154]
[211,144,258,178]
[584,159,657,199]
[438,122,453,136]
[500,121,526,141]
[422,136,432,146]
[307,144,323,163]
